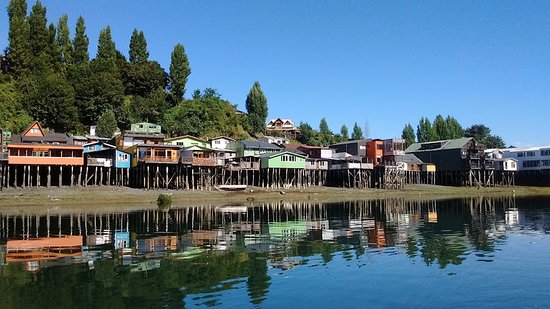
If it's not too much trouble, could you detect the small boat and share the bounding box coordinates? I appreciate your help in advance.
[215,185,247,191]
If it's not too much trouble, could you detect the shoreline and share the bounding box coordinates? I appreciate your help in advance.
[1,185,550,214]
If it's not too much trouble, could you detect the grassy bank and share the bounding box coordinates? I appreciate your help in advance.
[1,185,550,214]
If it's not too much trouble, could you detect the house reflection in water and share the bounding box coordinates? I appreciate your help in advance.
[5,236,83,272]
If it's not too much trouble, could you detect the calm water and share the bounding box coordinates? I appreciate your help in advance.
[1,197,550,308]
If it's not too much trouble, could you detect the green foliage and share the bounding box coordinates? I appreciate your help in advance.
[340,124,349,142]
[416,117,432,143]
[0,80,33,133]
[169,43,191,99]
[401,123,415,146]
[318,118,334,146]
[72,16,89,65]
[96,26,117,66]
[18,73,78,132]
[164,96,242,139]
[445,116,464,139]
[28,0,51,73]
[351,122,364,140]
[120,60,167,97]
[56,14,72,71]
[297,122,320,146]
[7,0,31,77]
[129,29,149,64]
[96,109,117,137]
[245,81,268,134]
[432,114,447,141]
[464,124,505,148]
[123,89,168,125]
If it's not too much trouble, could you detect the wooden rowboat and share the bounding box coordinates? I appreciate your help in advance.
[214,185,247,191]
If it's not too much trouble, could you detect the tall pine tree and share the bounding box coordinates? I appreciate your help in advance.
[96,26,117,66]
[401,123,415,146]
[7,0,30,77]
[28,0,50,72]
[129,29,149,64]
[416,117,433,143]
[245,81,268,134]
[169,43,191,99]
[340,124,349,141]
[56,14,72,70]
[72,16,89,65]
[351,122,364,140]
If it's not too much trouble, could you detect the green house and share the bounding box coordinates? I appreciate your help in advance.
[164,135,210,148]
[259,151,306,169]
[130,122,162,134]
[228,140,282,157]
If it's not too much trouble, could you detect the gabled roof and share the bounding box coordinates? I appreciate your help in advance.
[241,140,282,150]
[257,150,306,159]
[394,154,424,164]
[83,141,116,148]
[406,137,473,152]
[70,135,88,141]
[183,145,213,152]
[210,136,235,142]
[165,135,207,143]
[21,121,45,137]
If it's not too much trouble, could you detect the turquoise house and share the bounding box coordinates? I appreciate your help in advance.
[83,141,116,153]
[259,151,306,169]
[85,148,131,169]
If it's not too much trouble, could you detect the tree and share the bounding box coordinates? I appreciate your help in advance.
[318,118,334,145]
[351,122,364,140]
[96,109,117,137]
[445,116,463,139]
[72,16,89,65]
[245,81,268,134]
[48,22,62,72]
[169,43,191,99]
[129,29,149,64]
[96,26,117,66]
[401,123,415,146]
[18,73,78,132]
[123,89,168,124]
[0,80,33,133]
[120,60,167,97]
[340,124,349,141]
[56,14,72,70]
[7,0,31,77]
[464,124,505,148]
[416,117,433,143]
[432,114,447,141]
[28,0,51,73]
[296,122,320,146]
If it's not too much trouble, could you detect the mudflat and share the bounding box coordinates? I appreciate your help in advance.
[1,185,549,213]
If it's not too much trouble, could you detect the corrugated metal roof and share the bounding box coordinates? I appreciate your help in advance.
[406,137,473,152]
[241,140,282,149]
[257,150,306,159]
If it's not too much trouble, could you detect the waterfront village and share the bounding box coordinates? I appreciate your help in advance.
[0,117,549,192]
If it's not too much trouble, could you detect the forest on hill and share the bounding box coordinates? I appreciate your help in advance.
[0,0,266,140]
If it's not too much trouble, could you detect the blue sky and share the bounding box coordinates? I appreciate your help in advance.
[1,1,549,146]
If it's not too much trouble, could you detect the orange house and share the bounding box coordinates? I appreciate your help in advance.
[8,121,84,166]
[366,139,384,165]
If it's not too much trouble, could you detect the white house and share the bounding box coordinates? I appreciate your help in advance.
[499,146,550,171]
[259,135,290,145]
[210,136,235,150]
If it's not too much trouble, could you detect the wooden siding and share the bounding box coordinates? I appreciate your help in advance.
[8,144,84,166]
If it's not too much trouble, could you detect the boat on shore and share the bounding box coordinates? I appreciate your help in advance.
[214,185,247,191]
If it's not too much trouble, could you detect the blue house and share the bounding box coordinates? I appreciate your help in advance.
[84,142,131,186]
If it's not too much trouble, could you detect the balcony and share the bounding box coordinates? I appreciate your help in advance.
[140,155,179,164]
[228,161,260,170]
[8,155,84,166]
[87,157,112,167]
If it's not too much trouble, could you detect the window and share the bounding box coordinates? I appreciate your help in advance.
[541,149,550,156]
[523,160,540,168]
[526,151,535,157]
[377,144,384,150]
[176,142,184,146]
[511,162,516,169]
[214,140,221,144]
[517,152,524,158]
[30,128,40,134]
[542,160,550,167]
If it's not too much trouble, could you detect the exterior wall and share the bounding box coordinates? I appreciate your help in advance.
[8,145,84,166]
[130,123,162,134]
[367,140,384,164]
[24,122,44,137]
[210,138,233,150]
[501,147,550,171]
[165,137,209,148]
[305,159,329,170]
[128,145,180,167]
[409,149,463,171]
[261,153,306,169]
[320,149,333,159]
[330,140,367,157]
[115,150,131,168]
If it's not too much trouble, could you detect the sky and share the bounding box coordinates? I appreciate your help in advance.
[1,0,549,146]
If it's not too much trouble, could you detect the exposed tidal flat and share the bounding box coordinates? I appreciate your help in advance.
[1,184,549,211]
